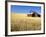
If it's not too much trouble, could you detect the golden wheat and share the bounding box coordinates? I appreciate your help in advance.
[11,13,41,31]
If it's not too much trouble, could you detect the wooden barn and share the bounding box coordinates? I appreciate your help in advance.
[27,11,41,17]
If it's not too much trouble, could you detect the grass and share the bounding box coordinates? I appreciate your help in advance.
[11,13,41,32]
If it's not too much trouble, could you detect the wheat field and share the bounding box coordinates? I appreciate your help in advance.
[11,13,41,32]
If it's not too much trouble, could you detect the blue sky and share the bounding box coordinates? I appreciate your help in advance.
[11,5,41,14]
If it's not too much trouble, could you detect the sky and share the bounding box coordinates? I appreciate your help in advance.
[11,5,41,14]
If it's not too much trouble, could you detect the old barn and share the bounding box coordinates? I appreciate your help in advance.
[27,11,41,17]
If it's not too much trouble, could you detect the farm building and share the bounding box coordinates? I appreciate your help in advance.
[27,11,41,17]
